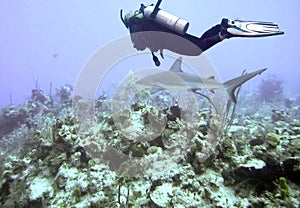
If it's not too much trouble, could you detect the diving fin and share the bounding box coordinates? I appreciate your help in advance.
[223,19,284,38]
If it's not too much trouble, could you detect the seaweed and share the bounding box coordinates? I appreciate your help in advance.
[278,177,290,200]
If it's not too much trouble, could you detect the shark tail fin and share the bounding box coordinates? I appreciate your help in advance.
[223,68,267,103]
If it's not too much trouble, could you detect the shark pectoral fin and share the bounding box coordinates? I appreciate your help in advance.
[209,89,216,94]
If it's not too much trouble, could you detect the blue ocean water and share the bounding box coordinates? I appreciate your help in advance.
[0,1,299,207]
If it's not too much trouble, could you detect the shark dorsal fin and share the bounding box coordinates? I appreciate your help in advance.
[170,57,183,73]
[207,76,215,80]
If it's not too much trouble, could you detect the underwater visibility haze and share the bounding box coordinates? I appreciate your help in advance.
[0,0,300,207]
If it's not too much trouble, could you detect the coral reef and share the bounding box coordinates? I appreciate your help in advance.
[258,74,284,102]
[0,83,299,208]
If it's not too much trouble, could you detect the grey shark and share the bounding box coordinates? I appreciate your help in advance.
[136,57,267,103]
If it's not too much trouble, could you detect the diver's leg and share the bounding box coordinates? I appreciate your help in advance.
[200,24,222,39]
[182,24,224,52]
[198,19,243,42]
[179,32,221,53]
[184,21,236,52]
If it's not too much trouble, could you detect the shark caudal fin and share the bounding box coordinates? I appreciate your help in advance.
[223,68,267,103]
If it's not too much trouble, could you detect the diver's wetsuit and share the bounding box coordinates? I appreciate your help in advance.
[127,16,223,55]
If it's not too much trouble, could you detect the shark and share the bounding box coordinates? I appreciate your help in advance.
[136,57,267,103]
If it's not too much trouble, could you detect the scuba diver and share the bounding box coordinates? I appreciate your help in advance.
[120,0,284,66]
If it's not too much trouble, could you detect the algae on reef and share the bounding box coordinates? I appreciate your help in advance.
[0,83,299,208]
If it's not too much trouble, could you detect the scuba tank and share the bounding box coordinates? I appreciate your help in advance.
[120,0,189,35]
[143,1,189,35]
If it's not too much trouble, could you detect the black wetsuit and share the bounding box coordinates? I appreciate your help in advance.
[127,16,223,56]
